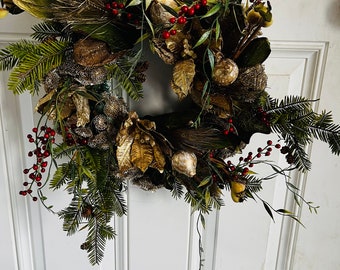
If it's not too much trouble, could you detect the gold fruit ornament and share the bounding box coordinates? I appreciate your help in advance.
[230,181,246,202]
[246,3,273,28]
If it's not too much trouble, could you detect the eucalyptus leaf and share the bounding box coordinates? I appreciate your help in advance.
[201,3,221,19]
[193,30,211,49]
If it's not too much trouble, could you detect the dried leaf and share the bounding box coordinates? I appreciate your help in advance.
[150,139,166,173]
[116,133,134,172]
[130,135,154,173]
[72,88,91,127]
[171,59,196,100]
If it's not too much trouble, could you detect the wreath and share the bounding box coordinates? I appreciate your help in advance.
[1,0,340,266]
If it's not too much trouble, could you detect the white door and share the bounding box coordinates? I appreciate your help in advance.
[1,1,340,269]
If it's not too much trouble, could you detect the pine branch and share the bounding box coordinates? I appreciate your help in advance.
[0,48,18,71]
[85,215,115,265]
[106,62,143,100]
[31,21,72,42]
[59,194,85,235]
[309,111,340,155]
[7,40,69,94]
[50,161,78,190]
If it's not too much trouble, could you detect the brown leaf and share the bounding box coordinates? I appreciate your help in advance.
[116,133,134,172]
[150,139,166,173]
[130,134,154,173]
[171,59,196,100]
[72,88,91,127]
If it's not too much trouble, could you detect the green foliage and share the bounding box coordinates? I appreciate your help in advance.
[85,216,115,265]
[266,95,340,171]
[52,145,126,265]
[4,40,69,94]
[105,57,144,101]
[31,21,72,42]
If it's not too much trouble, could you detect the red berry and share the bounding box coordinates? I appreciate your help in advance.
[239,157,243,161]
[177,16,187,24]
[275,143,281,149]
[170,29,177,35]
[249,163,254,168]
[32,127,38,133]
[40,126,46,131]
[181,5,189,13]
[50,130,56,136]
[32,164,39,171]
[37,182,42,187]
[265,151,271,156]
[229,127,235,133]
[44,133,49,139]
[169,17,176,24]
[201,0,207,6]
[111,1,118,8]
[223,129,229,136]
[187,7,195,16]
[105,3,111,9]
[126,13,133,20]
[23,182,28,186]
[43,151,50,157]
[27,189,32,194]
[41,168,46,173]
[267,140,272,145]
[194,3,201,10]
[29,138,35,143]
[41,161,48,168]
[256,153,261,158]
[112,8,119,15]
[162,30,171,39]
[257,147,262,152]
[23,169,30,174]
[267,147,272,152]
[118,3,124,9]
[228,118,233,123]
[33,197,38,202]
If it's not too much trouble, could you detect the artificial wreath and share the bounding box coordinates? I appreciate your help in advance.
[1,0,340,266]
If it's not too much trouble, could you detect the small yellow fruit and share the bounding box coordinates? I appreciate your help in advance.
[0,8,9,19]
[230,181,246,203]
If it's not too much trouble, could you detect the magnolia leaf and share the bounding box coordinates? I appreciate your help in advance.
[171,59,196,100]
[150,139,166,173]
[130,136,154,173]
[193,30,211,49]
[116,134,134,172]
[236,37,271,67]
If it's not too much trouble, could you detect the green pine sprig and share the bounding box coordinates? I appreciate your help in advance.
[1,39,69,95]
[266,95,340,171]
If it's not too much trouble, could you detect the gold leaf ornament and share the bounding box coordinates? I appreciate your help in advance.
[116,112,166,174]
[72,87,91,127]
[230,181,246,202]
[171,59,196,100]
[130,133,154,173]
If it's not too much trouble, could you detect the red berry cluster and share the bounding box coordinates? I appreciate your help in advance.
[163,0,208,39]
[20,126,56,201]
[64,126,88,146]
[210,140,286,187]
[104,1,139,25]
[223,118,236,136]
[256,107,271,127]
